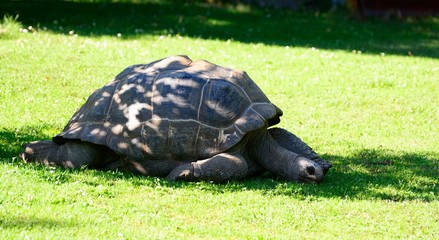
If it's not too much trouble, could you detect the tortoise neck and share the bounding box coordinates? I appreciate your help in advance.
[248,129,299,179]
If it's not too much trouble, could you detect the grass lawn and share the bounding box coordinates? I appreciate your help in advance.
[1,1,438,239]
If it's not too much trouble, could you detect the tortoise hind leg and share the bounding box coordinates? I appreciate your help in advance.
[20,140,103,169]
[166,153,248,183]
[268,127,332,174]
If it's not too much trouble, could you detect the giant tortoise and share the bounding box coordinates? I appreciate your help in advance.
[20,55,331,183]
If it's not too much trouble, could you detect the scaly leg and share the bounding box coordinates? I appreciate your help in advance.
[166,153,248,183]
[20,140,103,169]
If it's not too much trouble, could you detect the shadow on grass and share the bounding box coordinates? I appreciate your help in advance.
[0,216,71,229]
[169,149,438,202]
[1,125,438,202]
[1,1,438,58]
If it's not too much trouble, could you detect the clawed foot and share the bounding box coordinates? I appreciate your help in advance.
[166,163,196,181]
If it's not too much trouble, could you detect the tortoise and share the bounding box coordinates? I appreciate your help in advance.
[20,55,331,183]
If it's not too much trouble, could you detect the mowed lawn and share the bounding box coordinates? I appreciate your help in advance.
[0,1,438,239]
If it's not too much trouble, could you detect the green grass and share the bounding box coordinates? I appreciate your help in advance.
[1,1,438,239]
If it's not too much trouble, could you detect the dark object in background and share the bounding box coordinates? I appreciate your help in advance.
[349,0,439,17]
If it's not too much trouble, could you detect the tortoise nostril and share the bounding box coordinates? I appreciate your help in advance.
[306,166,315,175]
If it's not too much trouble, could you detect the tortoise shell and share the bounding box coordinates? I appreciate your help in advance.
[54,55,283,161]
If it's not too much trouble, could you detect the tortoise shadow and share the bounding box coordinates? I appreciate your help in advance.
[163,149,437,202]
[2,126,437,202]
[0,1,438,58]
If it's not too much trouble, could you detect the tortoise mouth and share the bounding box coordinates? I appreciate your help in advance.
[298,174,322,183]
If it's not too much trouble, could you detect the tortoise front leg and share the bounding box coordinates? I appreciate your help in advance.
[166,153,248,183]
[268,127,332,174]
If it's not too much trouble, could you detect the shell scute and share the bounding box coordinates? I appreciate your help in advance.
[152,71,205,121]
[198,79,251,128]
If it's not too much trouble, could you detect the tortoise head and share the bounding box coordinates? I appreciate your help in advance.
[287,156,324,183]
